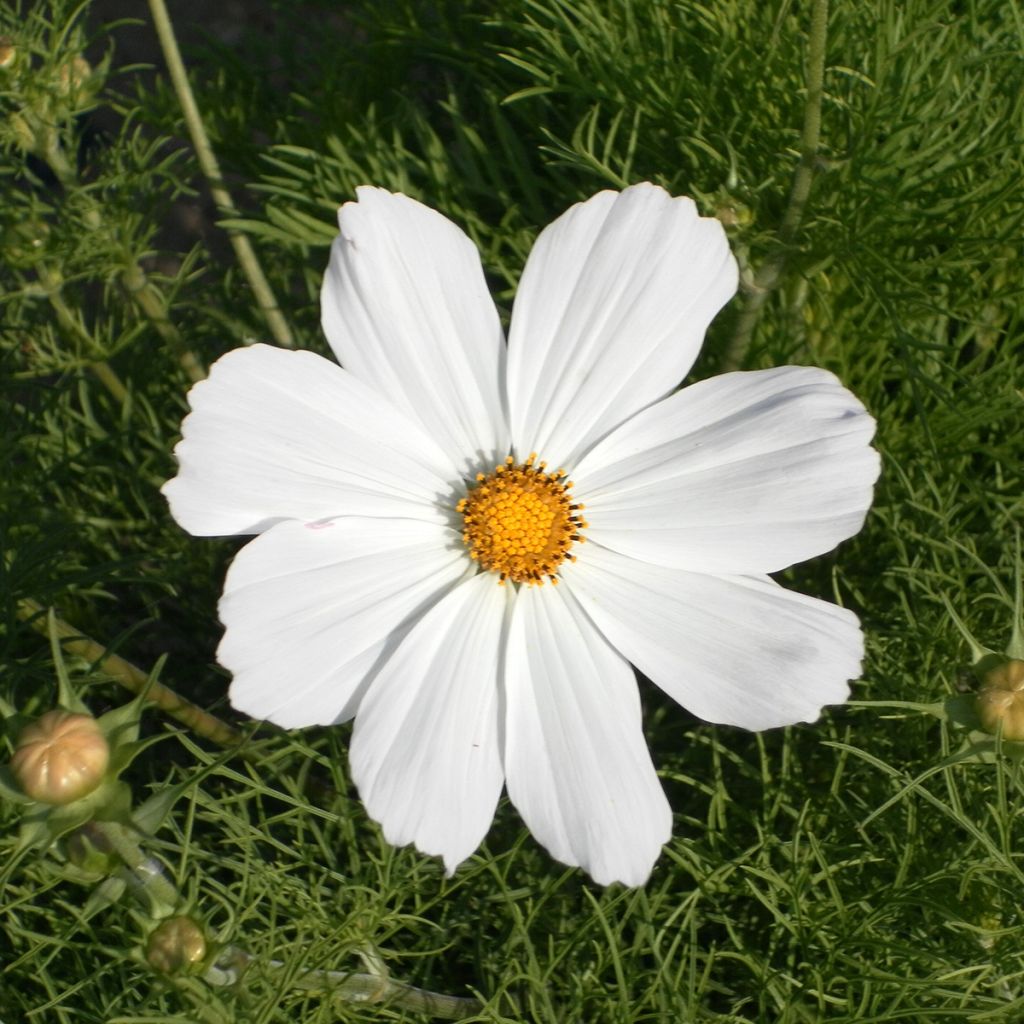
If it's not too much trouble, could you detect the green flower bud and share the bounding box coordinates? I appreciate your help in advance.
[3,217,49,268]
[10,710,110,804]
[65,828,119,876]
[976,659,1024,741]
[9,112,36,151]
[145,916,207,975]
[714,199,753,229]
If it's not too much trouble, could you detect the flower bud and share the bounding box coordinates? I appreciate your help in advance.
[65,828,119,876]
[714,199,753,229]
[4,217,49,268]
[976,659,1024,740]
[8,112,36,151]
[0,38,14,69]
[145,916,207,975]
[10,710,110,804]
[54,56,88,94]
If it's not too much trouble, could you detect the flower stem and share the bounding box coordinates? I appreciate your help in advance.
[146,0,296,350]
[119,261,206,384]
[36,263,131,405]
[16,598,245,749]
[219,952,485,1018]
[78,820,181,912]
[722,0,830,370]
[72,820,484,1019]
[33,115,206,384]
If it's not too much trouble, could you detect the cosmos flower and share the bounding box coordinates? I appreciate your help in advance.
[163,183,880,886]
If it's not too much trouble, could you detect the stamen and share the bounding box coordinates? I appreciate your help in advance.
[457,455,585,586]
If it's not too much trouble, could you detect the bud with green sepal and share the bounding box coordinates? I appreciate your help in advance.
[11,710,110,804]
[940,536,1024,748]
[64,825,121,880]
[976,660,1024,741]
[145,915,209,976]
[0,611,173,856]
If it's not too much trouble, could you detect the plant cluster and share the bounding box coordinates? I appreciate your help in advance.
[2,0,1023,1020]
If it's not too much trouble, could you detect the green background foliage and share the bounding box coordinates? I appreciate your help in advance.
[2,0,1023,1020]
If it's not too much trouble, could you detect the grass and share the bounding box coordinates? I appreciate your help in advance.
[2,0,1024,1020]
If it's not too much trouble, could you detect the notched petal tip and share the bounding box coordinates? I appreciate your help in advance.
[336,184,399,227]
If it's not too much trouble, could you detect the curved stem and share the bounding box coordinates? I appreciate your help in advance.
[73,820,483,1019]
[259,955,484,1019]
[147,0,296,350]
[722,0,830,370]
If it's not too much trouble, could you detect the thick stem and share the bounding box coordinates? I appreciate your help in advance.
[721,0,830,370]
[89,360,130,405]
[78,820,181,912]
[17,598,245,749]
[147,0,296,350]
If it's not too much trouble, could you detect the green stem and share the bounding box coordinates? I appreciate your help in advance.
[17,598,245,749]
[79,820,180,912]
[89,360,130,405]
[37,264,130,405]
[73,820,484,1019]
[35,117,205,383]
[119,263,205,383]
[147,0,296,350]
[722,0,830,370]
[285,967,484,1019]
[239,949,485,1018]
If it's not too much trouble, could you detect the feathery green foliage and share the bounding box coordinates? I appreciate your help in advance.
[2,0,1023,1020]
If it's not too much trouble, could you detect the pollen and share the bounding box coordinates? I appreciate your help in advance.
[456,453,588,586]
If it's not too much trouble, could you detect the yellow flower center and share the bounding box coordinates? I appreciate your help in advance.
[457,453,587,585]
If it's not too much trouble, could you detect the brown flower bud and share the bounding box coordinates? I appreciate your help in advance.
[55,56,92,96]
[10,710,110,804]
[977,659,1024,741]
[145,916,207,975]
[0,37,14,69]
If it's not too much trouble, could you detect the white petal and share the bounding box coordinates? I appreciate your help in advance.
[507,183,738,470]
[218,517,471,728]
[563,544,863,730]
[573,366,880,573]
[163,345,459,536]
[504,584,672,887]
[349,573,510,874]
[321,187,510,475]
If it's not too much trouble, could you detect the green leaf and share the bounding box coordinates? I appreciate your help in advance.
[0,766,33,805]
[132,775,195,836]
[96,654,167,749]
[80,876,128,920]
[48,609,90,715]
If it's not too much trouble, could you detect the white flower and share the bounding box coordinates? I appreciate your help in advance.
[163,183,880,887]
